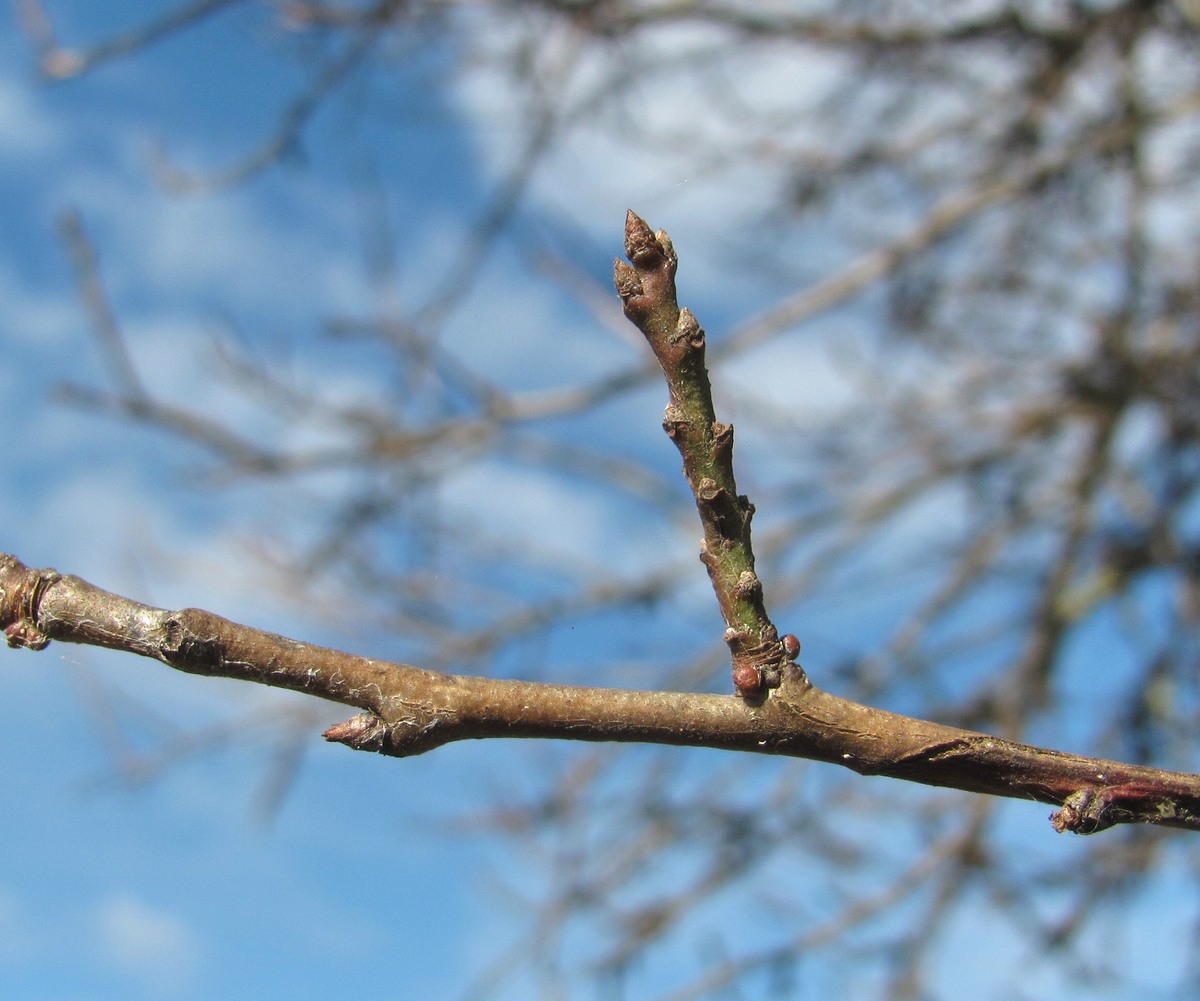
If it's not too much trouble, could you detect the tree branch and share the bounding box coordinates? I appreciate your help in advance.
[614,210,795,698]
[9,211,1200,836]
[4,552,1199,834]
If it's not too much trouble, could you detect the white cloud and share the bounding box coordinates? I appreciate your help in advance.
[439,455,680,581]
[447,15,850,246]
[0,69,64,160]
[94,891,202,995]
[47,163,367,325]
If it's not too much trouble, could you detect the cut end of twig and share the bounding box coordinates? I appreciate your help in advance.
[1051,787,1121,834]
[1049,782,1200,834]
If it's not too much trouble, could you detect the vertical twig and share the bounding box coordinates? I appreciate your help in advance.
[614,210,801,698]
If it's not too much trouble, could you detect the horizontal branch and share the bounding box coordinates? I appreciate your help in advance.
[3,553,1198,834]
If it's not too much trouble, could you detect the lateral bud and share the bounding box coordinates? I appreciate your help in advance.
[613,259,643,301]
[732,663,763,698]
[673,308,704,348]
[654,229,677,269]
[711,421,733,462]
[323,713,388,752]
[733,570,762,600]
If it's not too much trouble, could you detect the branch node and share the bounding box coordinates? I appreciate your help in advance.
[324,713,388,752]
[711,421,733,461]
[5,619,51,651]
[0,557,59,651]
[733,571,762,601]
[1049,783,1196,834]
[662,404,687,445]
[160,610,222,666]
[732,662,763,698]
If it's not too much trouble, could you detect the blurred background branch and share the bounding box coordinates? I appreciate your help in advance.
[9,0,1200,998]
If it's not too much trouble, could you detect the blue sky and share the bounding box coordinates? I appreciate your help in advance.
[0,6,775,998]
[0,7,534,998]
[2,5,1198,1000]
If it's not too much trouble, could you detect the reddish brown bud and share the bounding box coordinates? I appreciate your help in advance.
[624,210,663,267]
[732,663,762,697]
[782,633,800,661]
[613,259,643,301]
[5,620,49,651]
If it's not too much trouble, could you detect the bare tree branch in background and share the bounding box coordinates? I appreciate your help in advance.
[16,0,1200,997]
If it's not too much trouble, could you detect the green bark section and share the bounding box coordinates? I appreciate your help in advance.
[614,211,789,695]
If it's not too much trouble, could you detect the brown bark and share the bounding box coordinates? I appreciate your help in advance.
[4,552,1198,833]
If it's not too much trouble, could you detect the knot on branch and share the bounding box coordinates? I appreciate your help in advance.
[161,610,224,667]
[662,404,688,447]
[711,421,733,462]
[733,570,762,601]
[0,555,58,651]
[724,625,786,699]
[695,481,752,544]
[697,476,722,503]
[5,619,51,651]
